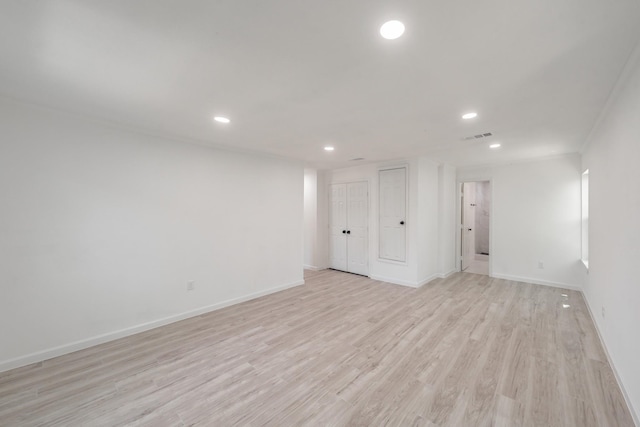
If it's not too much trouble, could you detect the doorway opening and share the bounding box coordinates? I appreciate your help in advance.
[461,181,491,275]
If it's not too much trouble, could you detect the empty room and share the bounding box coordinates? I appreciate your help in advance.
[1,1,639,426]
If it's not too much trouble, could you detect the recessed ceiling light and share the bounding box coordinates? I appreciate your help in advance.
[380,20,405,40]
[462,112,478,120]
[324,146,335,151]
[214,116,230,124]
[490,143,501,149]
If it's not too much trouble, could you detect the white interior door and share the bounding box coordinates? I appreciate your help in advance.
[329,181,369,275]
[329,184,347,271]
[462,182,476,271]
[379,168,406,262]
[347,182,368,275]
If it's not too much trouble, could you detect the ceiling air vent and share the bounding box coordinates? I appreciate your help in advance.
[462,132,493,141]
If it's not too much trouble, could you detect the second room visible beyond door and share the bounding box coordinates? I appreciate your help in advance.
[329,182,368,276]
[461,182,476,271]
[461,181,490,276]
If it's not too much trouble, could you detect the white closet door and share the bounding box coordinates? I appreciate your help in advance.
[329,184,347,271]
[379,167,406,262]
[347,182,368,275]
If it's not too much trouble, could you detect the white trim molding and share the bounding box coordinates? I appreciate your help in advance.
[369,274,419,288]
[417,274,440,287]
[491,273,581,291]
[438,269,457,279]
[582,292,639,426]
[369,273,445,288]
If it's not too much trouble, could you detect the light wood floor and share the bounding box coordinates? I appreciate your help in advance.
[463,259,489,275]
[0,270,634,426]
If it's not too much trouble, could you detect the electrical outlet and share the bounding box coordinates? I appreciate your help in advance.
[601,306,605,319]
[538,261,544,269]
[187,280,195,291]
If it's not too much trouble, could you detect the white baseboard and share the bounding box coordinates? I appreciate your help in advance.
[417,274,439,287]
[370,270,459,288]
[303,264,321,271]
[582,292,639,426]
[491,273,581,291]
[418,270,457,286]
[369,275,419,288]
[0,279,305,374]
[355,271,580,292]
[438,269,457,279]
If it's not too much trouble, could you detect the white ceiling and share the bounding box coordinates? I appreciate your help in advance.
[1,1,639,170]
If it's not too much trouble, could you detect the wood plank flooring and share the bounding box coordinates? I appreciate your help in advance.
[0,270,634,426]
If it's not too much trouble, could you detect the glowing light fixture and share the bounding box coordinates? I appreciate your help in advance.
[324,146,335,151]
[490,143,501,149]
[214,116,230,124]
[462,112,478,119]
[380,20,405,40]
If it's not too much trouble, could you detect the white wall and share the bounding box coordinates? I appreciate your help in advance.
[417,158,440,283]
[0,98,304,371]
[437,164,458,277]
[581,44,640,423]
[315,170,329,270]
[303,169,318,269]
[458,155,583,289]
[474,181,491,255]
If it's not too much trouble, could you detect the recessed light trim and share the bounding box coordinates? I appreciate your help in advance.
[214,116,230,124]
[489,143,501,149]
[462,112,478,120]
[380,20,405,40]
[324,146,335,151]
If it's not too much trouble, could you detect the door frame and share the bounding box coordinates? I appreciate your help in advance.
[456,178,493,276]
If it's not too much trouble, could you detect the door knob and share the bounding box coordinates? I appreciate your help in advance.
[468,228,472,231]
[347,230,351,234]
[400,221,405,225]
[342,230,346,234]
